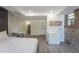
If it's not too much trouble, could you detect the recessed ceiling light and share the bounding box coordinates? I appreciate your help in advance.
[28,13,36,16]
[47,13,54,19]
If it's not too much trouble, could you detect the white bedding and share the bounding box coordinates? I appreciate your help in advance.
[0,37,38,53]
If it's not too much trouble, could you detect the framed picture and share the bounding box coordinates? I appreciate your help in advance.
[49,21,62,26]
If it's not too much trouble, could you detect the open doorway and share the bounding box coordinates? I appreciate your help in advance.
[25,21,31,35]
[24,19,47,36]
[24,16,47,37]
[27,24,31,34]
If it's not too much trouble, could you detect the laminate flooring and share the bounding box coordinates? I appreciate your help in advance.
[26,35,79,53]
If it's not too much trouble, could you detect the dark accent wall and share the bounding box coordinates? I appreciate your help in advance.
[0,7,8,33]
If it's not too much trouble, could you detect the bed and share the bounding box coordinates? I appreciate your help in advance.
[0,31,38,53]
[0,8,38,53]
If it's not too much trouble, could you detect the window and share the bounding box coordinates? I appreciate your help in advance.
[66,13,75,26]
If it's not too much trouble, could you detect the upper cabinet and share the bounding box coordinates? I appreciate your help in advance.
[65,13,75,28]
[74,9,79,28]
[65,8,79,28]
[74,9,79,20]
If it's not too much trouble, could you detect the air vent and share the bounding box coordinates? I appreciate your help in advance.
[14,11,21,15]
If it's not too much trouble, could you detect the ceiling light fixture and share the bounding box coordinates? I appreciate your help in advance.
[28,13,36,16]
[47,13,54,19]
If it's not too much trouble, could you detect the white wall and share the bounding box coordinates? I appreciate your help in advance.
[46,13,64,44]
[8,12,25,35]
[55,14,64,42]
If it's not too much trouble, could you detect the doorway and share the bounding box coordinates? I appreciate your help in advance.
[27,24,31,34]
[24,19,47,36]
[25,21,31,35]
[24,16,47,37]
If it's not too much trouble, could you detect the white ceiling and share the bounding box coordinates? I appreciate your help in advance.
[60,6,79,15]
[3,6,79,16]
[2,6,79,20]
[14,6,66,13]
[3,6,67,17]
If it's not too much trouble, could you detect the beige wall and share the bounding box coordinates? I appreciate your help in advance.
[8,12,25,35]
[8,12,47,36]
[25,20,47,35]
[31,20,42,35]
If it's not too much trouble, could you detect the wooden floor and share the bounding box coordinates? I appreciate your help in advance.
[26,35,79,53]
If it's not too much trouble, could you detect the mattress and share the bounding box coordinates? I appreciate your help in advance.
[0,37,38,53]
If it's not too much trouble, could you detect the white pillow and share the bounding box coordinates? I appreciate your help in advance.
[0,31,8,39]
